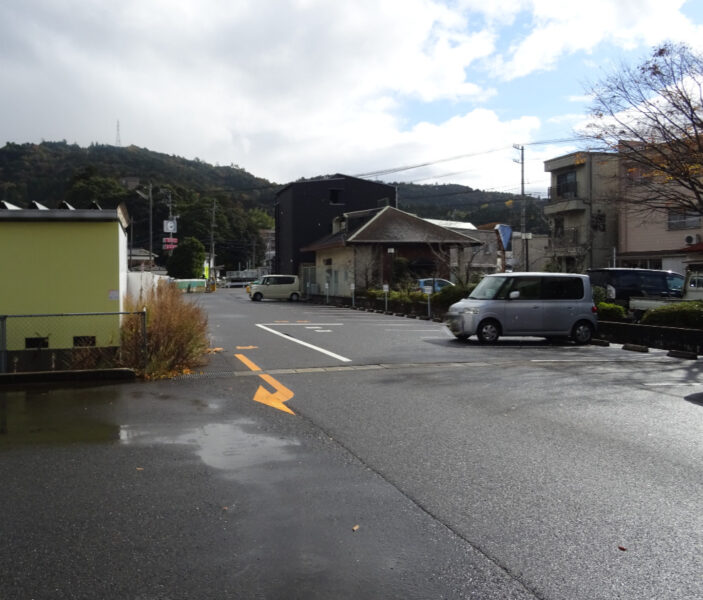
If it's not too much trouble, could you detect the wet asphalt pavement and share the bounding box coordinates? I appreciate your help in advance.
[0,378,532,599]
[2,290,703,599]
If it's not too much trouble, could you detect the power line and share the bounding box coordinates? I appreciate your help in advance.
[353,137,582,181]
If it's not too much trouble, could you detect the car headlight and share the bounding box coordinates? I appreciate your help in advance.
[462,307,480,314]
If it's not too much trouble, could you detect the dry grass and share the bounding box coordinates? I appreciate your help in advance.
[121,281,209,378]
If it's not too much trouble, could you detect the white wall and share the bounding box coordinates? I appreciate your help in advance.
[126,272,170,302]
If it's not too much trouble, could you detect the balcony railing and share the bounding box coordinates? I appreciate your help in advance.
[547,182,578,200]
[549,227,580,248]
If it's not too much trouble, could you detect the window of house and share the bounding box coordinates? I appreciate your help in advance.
[556,171,577,198]
[25,337,49,349]
[73,336,96,347]
[667,209,701,230]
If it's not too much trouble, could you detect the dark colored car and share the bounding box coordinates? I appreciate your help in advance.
[586,268,684,307]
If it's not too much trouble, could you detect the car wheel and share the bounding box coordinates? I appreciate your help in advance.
[252,292,263,301]
[571,320,594,345]
[477,319,500,343]
[289,292,300,302]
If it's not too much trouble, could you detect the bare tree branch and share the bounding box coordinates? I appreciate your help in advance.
[581,43,703,215]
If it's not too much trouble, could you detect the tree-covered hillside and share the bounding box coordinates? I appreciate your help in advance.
[0,141,280,272]
[395,182,549,234]
[0,141,547,271]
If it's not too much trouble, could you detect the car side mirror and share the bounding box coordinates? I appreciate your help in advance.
[509,290,520,300]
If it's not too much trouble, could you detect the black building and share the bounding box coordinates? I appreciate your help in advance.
[274,175,396,275]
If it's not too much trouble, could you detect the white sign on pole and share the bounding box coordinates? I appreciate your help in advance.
[163,220,177,233]
[382,284,389,293]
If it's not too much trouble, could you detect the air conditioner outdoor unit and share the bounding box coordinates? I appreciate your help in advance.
[684,234,701,245]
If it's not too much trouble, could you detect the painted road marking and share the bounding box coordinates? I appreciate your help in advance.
[236,345,259,350]
[235,353,261,371]
[256,324,352,362]
[262,323,343,326]
[235,353,295,415]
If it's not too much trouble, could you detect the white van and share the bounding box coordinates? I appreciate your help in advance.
[445,273,597,344]
[248,275,301,301]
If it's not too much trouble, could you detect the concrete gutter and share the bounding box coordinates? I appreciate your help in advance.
[0,368,137,385]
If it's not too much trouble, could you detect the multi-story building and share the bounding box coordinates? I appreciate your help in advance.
[543,152,619,271]
[617,153,703,273]
[274,175,397,279]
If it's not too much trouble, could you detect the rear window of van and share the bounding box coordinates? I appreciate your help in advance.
[542,277,584,299]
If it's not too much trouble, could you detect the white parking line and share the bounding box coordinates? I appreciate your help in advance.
[256,323,351,362]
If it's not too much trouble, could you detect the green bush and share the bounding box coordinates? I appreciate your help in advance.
[640,301,703,329]
[596,301,627,321]
[435,284,473,306]
[592,285,606,305]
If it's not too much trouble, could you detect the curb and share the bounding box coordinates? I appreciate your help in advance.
[666,349,698,360]
[0,368,137,386]
[622,343,649,353]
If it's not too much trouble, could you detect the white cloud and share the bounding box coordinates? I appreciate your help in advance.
[0,0,702,199]
[493,0,703,80]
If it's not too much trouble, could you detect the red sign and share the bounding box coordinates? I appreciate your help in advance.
[163,244,178,250]
[162,237,178,243]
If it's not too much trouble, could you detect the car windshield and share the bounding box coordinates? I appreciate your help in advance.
[469,276,509,299]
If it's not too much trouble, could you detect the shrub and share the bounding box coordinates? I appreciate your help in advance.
[596,301,627,321]
[121,281,209,378]
[436,283,473,306]
[592,285,606,305]
[640,301,703,329]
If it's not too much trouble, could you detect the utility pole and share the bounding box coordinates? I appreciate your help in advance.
[513,144,527,271]
[209,199,216,279]
[135,182,154,269]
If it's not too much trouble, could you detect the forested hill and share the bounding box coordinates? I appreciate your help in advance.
[0,142,548,270]
[0,141,278,209]
[396,182,548,234]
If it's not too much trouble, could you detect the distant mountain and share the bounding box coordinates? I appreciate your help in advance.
[394,182,549,233]
[0,140,278,209]
[0,142,548,271]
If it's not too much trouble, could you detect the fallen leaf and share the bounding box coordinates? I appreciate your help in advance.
[136,467,144,471]
[352,525,360,532]
[618,546,627,552]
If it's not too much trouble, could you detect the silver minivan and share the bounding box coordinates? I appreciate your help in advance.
[445,272,597,344]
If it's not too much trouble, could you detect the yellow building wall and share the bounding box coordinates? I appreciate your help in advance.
[0,221,123,350]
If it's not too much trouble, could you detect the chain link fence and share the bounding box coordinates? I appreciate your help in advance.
[0,311,146,374]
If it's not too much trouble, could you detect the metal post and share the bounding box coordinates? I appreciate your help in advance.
[0,316,6,374]
[148,183,153,269]
[141,309,148,372]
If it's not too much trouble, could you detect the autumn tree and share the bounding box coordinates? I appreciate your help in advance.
[582,43,703,214]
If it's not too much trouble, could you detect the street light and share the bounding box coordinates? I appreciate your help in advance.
[135,183,153,269]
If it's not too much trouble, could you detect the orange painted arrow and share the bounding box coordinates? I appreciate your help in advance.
[234,353,295,415]
[253,374,295,415]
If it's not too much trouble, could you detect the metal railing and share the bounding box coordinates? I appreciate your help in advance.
[0,311,146,374]
[549,227,580,248]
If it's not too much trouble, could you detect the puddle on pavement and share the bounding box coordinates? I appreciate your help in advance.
[0,386,301,477]
[120,420,300,475]
[0,385,121,445]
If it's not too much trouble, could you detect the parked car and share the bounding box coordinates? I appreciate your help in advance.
[445,272,597,344]
[629,268,703,320]
[416,278,455,293]
[587,268,684,308]
[248,275,301,301]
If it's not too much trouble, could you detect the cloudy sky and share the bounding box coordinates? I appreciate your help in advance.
[2,0,703,196]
